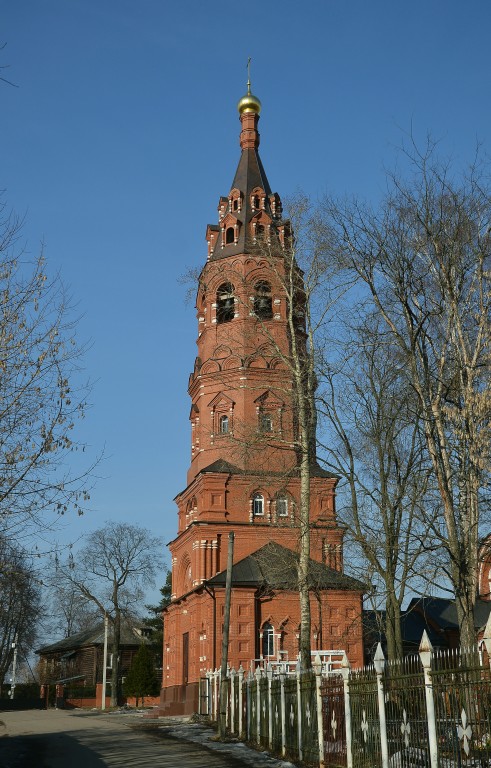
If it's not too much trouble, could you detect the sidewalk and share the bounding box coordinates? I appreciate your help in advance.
[132,714,298,768]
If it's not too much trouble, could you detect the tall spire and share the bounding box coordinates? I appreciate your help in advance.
[206,71,280,261]
[237,59,261,150]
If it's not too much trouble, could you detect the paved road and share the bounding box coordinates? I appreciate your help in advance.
[0,710,271,768]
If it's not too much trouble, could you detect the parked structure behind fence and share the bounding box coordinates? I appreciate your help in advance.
[201,624,491,767]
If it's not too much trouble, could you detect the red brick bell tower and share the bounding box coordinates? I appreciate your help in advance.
[160,82,364,715]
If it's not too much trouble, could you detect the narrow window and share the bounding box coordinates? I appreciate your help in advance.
[219,414,229,434]
[225,227,235,244]
[262,622,274,657]
[254,281,273,320]
[233,199,238,211]
[216,283,235,324]
[276,495,288,517]
[259,413,273,433]
[253,493,264,516]
[253,195,260,209]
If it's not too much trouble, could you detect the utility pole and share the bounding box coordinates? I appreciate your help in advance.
[9,633,18,699]
[218,532,234,738]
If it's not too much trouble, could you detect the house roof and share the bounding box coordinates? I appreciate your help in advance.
[406,595,491,632]
[36,620,148,656]
[206,541,365,592]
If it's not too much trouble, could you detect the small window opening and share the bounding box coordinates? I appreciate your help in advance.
[262,622,274,657]
[252,195,260,209]
[219,415,229,434]
[233,199,238,211]
[216,283,235,324]
[254,281,273,320]
[276,495,288,517]
[259,413,273,433]
[253,493,264,516]
[225,227,235,244]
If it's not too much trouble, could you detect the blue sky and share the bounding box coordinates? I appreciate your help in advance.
[3,1,490,593]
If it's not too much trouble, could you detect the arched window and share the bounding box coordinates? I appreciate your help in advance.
[216,283,235,324]
[225,226,235,244]
[276,494,288,517]
[219,414,229,434]
[253,493,264,516]
[262,622,274,657]
[254,281,273,320]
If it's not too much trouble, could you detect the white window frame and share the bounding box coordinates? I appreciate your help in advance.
[253,493,264,516]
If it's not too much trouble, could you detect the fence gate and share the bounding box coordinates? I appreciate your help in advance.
[321,673,347,768]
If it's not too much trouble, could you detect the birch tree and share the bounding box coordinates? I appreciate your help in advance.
[248,197,348,669]
[318,315,435,659]
[323,144,491,649]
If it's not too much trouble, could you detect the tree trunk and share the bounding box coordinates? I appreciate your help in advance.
[384,585,403,660]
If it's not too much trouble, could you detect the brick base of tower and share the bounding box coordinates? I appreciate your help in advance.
[159,683,200,717]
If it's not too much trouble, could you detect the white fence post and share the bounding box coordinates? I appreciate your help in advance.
[255,665,262,745]
[313,654,325,768]
[206,670,213,717]
[225,666,230,729]
[230,668,236,734]
[238,665,244,737]
[341,652,353,768]
[419,631,439,768]
[280,671,286,757]
[296,661,303,762]
[267,662,273,749]
[373,643,389,768]
[214,669,219,720]
[247,670,253,742]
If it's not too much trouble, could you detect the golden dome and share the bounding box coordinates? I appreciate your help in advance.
[237,82,261,115]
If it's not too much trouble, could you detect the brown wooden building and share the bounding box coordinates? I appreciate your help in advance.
[36,621,151,688]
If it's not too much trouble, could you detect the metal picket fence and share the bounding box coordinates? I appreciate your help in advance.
[321,672,347,767]
[201,628,491,767]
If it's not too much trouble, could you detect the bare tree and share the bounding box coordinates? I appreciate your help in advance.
[323,143,491,649]
[318,314,436,659]
[47,582,100,638]
[55,522,162,706]
[0,200,95,553]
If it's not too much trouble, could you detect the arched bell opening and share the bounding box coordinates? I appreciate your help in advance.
[253,280,273,320]
[216,283,235,324]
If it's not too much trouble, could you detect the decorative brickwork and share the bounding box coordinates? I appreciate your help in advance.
[161,88,364,716]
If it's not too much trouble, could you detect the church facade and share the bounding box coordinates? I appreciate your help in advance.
[161,83,364,715]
